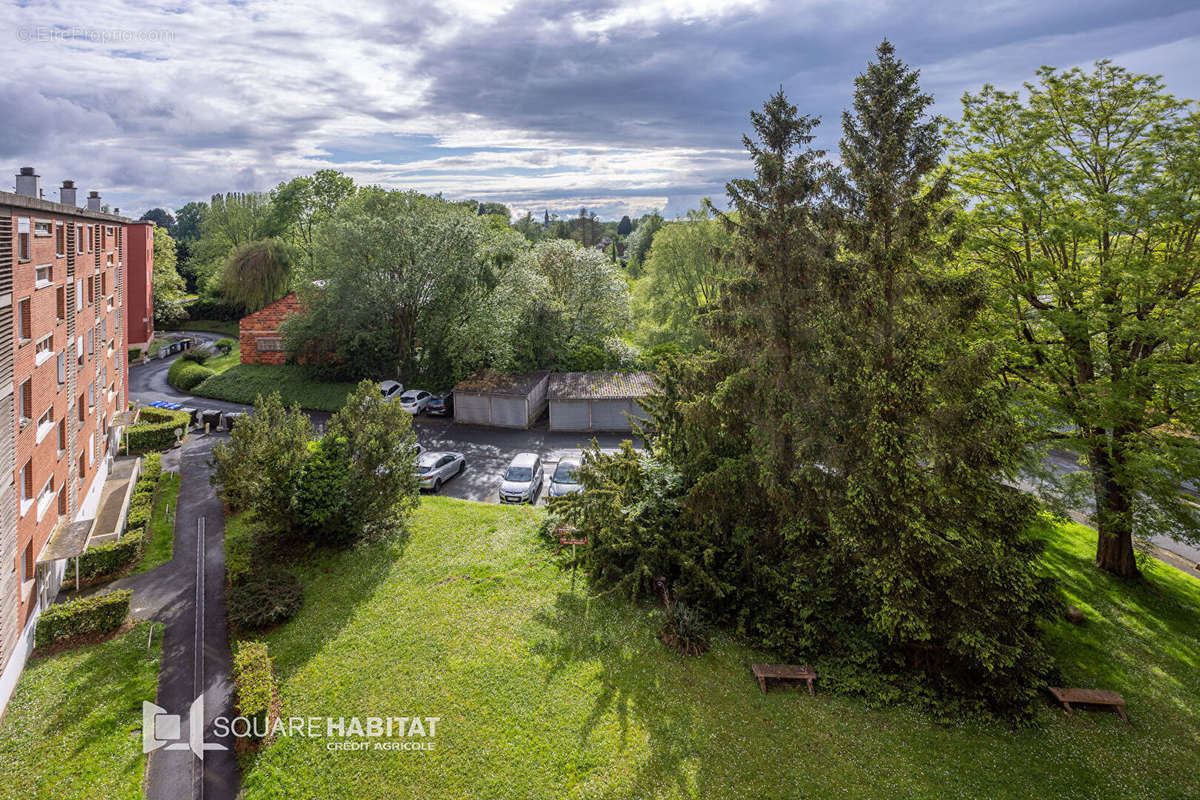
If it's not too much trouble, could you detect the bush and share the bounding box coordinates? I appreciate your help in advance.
[227,565,303,631]
[215,338,237,355]
[233,640,277,728]
[180,348,211,364]
[128,347,142,361]
[293,436,358,546]
[658,601,710,656]
[123,407,192,453]
[167,358,214,391]
[35,590,131,648]
[64,529,146,589]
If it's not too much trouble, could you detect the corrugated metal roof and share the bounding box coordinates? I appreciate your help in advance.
[454,370,550,396]
[548,371,657,400]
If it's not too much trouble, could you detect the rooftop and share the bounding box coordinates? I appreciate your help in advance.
[548,371,657,400]
[0,190,132,224]
[454,370,550,396]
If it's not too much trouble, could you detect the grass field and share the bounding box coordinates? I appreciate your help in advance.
[235,499,1200,800]
[193,364,356,412]
[0,622,163,799]
[133,471,180,574]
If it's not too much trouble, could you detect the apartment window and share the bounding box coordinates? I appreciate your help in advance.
[18,297,32,340]
[78,453,85,480]
[22,542,33,582]
[21,461,33,502]
[87,225,93,252]
[35,333,53,364]
[58,488,67,516]
[101,272,107,296]
[56,286,66,320]
[19,379,32,424]
[78,395,85,422]
[88,328,94,355]
[58,419,66,451]
[34,219,51,236]
[76,225,84,254]
[17,218,30,261]
[55,223,65,256]
[76,278,84,311]
[101,319,107,341]
[87,276,95,304]
[56,351,66,384]
[88,381,95,407]
[35,265,52,286]
[257,337,284,351]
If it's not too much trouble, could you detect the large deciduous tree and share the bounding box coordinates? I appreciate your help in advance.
[950,62,1200,578]
[150,225,187,326]
[219,237,295,313]
[270,169,356,271]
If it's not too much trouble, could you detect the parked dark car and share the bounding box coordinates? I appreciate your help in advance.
[426,393,454,417]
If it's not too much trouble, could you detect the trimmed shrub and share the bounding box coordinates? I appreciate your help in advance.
[232,640,277,727]
[168,358,214,392]
[227,565,303,631]
[180,348,211,364]
[128,347,143,361]
[123,407,191,453]
[215,338,237,355]
[64,529,146,589]
[35,590,131,648]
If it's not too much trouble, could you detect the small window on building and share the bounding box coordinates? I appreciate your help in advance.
[88,381,95,407]
[75,278,84,311]
[35,333,53,361]
[35,265,52,286]
[78,453,85,480]
[58,488,67,515]
[19,379,32,424]
[22,541,34,581]
[76,225,84,254]
[18,297,32,339]
[56,286,65,320]
[34,220,52,236]
[55,223,65,256]
[58,419,66,451]
[87,226,93,252]
[257,337,284,351]
[101,272,107,296]
[21,461,33,502]
[87,276,95,304]
[56,351,66,384]
[17,218,30,261]
[78,395,85,422]
[88,328,94,355]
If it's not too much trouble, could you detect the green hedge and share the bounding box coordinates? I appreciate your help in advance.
[167,358,214,391]
[35,590,131,648]
[232,640,277,726]
[228,565,303,631]
[128,347,142,361]
[123,407,191,454]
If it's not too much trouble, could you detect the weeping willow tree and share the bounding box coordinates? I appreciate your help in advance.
[219,237,295,313]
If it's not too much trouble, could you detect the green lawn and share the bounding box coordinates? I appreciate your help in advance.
[193,364,356,412]
[0,622,162,799]
[235,500,1200,799]
[167,319,240,337]
[132,471,180,574]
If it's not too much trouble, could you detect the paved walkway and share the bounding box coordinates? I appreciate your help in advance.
[110,435,237,799]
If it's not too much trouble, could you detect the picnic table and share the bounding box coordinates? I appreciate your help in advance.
[1049,687,1129,723]
[751,663,816,696]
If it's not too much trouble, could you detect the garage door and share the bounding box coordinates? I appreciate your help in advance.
[453,393,491,426]
[589,400,632,431]
[491,397,529,428]
[550,400,590,431]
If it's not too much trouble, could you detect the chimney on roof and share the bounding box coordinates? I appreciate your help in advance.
[59,180,78,207]
[15,167,40,199]
[87,190,102,212]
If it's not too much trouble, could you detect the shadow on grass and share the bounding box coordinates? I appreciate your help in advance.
[531,590,720,800]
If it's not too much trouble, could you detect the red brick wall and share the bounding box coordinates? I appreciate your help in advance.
[239,293,303,365]
[124,222,154,348]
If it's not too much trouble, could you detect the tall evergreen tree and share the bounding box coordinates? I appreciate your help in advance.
[819,41,1054,713]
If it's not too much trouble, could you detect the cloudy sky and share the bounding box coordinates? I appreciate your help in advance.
[3,0,1199,221]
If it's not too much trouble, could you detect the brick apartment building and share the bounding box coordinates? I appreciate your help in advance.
[0,168,144,709]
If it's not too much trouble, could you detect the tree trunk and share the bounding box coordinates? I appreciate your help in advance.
[1092,444,1140,578]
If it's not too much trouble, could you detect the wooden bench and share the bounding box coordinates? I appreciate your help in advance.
[752,663,816,696]
[1049,687,1129,723]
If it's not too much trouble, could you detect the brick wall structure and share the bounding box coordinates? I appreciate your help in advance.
[239,293,303,365]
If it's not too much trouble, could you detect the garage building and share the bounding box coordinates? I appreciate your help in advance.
[548,372,656,432]
[452,371,550,429]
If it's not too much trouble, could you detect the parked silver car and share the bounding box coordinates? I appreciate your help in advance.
[499,452,543,504]
[380,380,405,402]
[548,459,583,499]
[417,451,465,492]
[398,389,432,414]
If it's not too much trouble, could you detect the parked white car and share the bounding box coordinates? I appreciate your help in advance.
[417,451,465,492]
[498,452,544,504]
[380,380,405,402]
[398,389,432,414]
